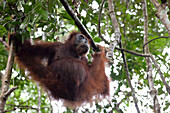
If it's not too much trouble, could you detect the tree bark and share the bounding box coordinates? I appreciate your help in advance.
[142,0,161,113]
[150,0,170,35]
[0,40,16,112]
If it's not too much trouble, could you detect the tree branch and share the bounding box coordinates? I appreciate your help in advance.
[98,0,109,44]
[4,86,18,98]
[0,37,9,49]
[119,42,141,113]
[143,36,170,53]
[108,0,140,113]
[153,95,161,113]
[5,104,37,111]
[36,83,42,113]
[0,40,15,112]
[97,0,151,58]
[59,0,98,51]
[150,0,170,35]
[142,1,161,112]
[5,104,50,112]
[107,0,121,61]
[115,47,150,57]
[3,108,16,113]
[150,55,170,94]
[116,92,131,108]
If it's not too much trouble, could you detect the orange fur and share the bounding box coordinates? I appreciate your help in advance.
[11,31,109,108]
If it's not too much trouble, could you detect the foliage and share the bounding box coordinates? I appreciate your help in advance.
[0,0,169,112]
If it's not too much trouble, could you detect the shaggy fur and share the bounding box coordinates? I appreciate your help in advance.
[11,31,109,108]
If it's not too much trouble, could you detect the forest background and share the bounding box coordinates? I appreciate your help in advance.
[0,0,170,113]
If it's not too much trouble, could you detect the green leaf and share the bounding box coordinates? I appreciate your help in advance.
[37,9,48,20]
[0,25,7,36]
[0,25,7,31]
[23,4,32,13]
[93,37,102,42]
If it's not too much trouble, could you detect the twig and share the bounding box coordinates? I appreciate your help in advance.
[119,42,141,113]
[150,55,170,94]
[116,92,131,107]
[111,92,130,112]
[0,37,9,49]
[6,104,50,109]
[5,104,37,110]
[115,47,150,57]
[59,0,98,51]
[98,0,109,44]
[3,108,16,113]
[4,86,18,98]
[143,36,170,53]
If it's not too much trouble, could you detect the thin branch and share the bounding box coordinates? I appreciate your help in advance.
[143,36,170,53]
[116,92,131,107]
[119,42,141,113]
[115,47,150,57]
[5,104,37,111]
[123,0,129,39]
[59,0,98,51]
[153,95,161,113]
[98,0,109,44]
[4,86,18,98]
[0,37,9,49]
[150,55,170,94]
[142,1,161,112]
[143,0,149,54]
[36,83,41,113]
[110,93,131,112]
[3,108,16,113]
[6,104,50,110]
